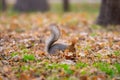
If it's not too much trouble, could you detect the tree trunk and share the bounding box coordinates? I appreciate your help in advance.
[0,0,7,11]
[97,0,120,26]
[63,0,69,12]
[14,0,49,12]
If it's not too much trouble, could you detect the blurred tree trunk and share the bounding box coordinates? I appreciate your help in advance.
[97,0,120,26]
[0,0,7,11]
[63,0,69,12]
[14,0,49,12]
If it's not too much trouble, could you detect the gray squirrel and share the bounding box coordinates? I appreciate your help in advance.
[45,24,68,54]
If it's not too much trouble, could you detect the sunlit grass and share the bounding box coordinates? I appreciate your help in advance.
[0,3,100,14]
[50,3,100,14]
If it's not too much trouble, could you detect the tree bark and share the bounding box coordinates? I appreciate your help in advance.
[14,0,49,12]
[97,0,120,26]
[63,0,69,12]
[0,0,7,11]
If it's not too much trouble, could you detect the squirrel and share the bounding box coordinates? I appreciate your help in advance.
[45,24,68,54]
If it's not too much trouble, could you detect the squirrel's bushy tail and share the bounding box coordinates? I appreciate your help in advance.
[45,24,60,54]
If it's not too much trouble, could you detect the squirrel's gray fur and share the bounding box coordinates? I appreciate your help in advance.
[45,24,68,54]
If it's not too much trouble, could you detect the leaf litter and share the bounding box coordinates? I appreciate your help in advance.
[0,12,120,80]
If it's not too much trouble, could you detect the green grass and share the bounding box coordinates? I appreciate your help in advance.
[21,49,36,61]
[76,62,88,68]
[90,32,98,37]
[94,62,115,77]
[44,62,120,77]
[46,63,59,69]
[23,54,35,61]
[45,62,88,76]
[1,3,100,14]
[60,64,74,75]
[114,50,120,56]
[21,49,29,54]
[91,24,101,30]
[96,53,102,59]
[21,65,31,71]
[114,63,120,74]
[46,63,74,75]
[50,3,100,14]
[11,52,19,57]
[75,62,88,75]
[84,45,91,51]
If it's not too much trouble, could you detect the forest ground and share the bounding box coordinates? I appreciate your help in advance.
[0,3,120,80]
